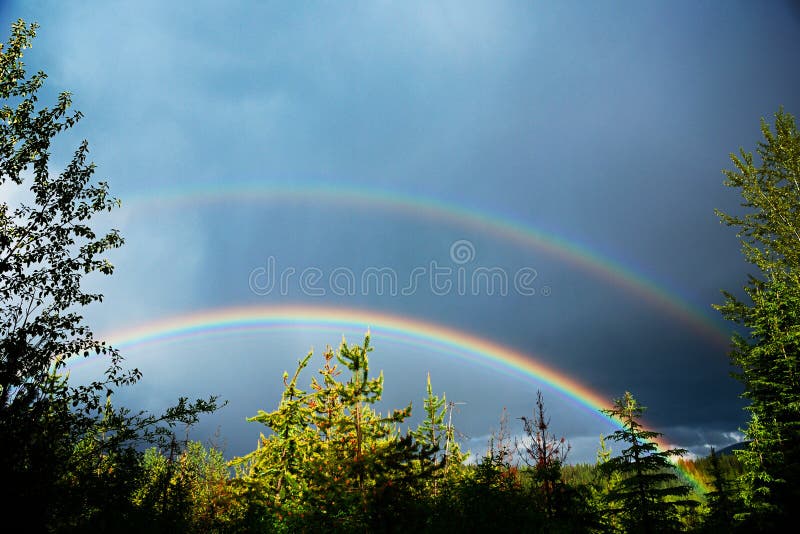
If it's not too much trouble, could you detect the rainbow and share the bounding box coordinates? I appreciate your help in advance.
[122,182,731,348]
[84,304,710,492]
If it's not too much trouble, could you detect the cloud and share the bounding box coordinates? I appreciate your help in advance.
[5,0,798,460]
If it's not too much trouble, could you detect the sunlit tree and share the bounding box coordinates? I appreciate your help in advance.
[234,335,439,531]
[715,108,800,529]
[599,392,697,533]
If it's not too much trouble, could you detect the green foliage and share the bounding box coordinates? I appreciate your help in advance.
[411,373,446,462]
[715,108,800,528]
[431,408,542,532]
[681,450,743,486]
[135,439,237,533]
[0,19,219,531]
[599,392,698,533]
[410,373,468,496]
[699,447,741,532]
[232,335,441,532]
[425,405,598,534]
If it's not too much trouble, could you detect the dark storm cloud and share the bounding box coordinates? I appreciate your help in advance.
[5,0,798,460]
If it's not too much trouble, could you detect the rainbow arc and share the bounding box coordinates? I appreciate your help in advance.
[80,304,710,492]
[124,182,732,348]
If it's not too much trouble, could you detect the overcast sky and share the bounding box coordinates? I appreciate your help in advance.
[4,1,799,462]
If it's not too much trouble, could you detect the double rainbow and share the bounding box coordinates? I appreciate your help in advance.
[124,182,732,348]
[94,304,711,492]
[94,182,724,491]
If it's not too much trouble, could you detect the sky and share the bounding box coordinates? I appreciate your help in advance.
[3,1,799,463]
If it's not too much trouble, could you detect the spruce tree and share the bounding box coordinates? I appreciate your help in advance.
[599,392,697,533]
[410,373,447,494]
[715,108,800,528]
[411,373,447,460]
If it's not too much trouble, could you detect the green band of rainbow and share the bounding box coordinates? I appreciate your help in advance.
[123,183,732,348]
[85,304,710,493]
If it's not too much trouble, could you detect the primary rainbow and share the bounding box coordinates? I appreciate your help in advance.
[123,182,731,348]
[87,303,710,492]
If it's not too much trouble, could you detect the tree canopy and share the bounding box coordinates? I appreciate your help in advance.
[0,19,218,531]
[715,108,800,529]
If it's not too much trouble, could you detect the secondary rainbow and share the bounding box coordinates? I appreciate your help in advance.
[86,303,710,492]
[123,182,732,348]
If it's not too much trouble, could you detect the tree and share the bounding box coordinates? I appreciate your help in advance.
[516,390,571,519]
[240,350,317,508]
[233,335,440,532]
[411,373,446,463]
[594,433,625,532]
[135,439,236,533]
[702,447,739,532]
[715,108,800,529]
[599,392,697,533]
[450,407,536,532]
[0,20,217,530]
[411,373,466,495]
[516,391,601,532]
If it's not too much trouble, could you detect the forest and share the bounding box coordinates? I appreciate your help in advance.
[1,18,799,533]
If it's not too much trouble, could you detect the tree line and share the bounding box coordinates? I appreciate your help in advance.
[1,19,798,533]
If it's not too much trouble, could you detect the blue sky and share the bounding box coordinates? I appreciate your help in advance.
[4,1,799,462]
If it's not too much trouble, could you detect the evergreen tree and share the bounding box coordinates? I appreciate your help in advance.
[410,373,446,496]
[715,108,800,528]
[486,406,516,469]
[451,408,539,532]
[599,392,698,533]
[702,447,739,532]
[593,434,624,532]
[232,350,317,519]
[234,335,439,532]
[410,372,469,499]
[411,373,447,461]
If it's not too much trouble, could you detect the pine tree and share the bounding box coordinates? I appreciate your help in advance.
[411,373,447,494]
[597,434,612,466]
[234,351,317,509]
[599,392,698,533]
[715,108,800,528]
[486,406,516,470]
[411,373,447,460]
[234,335,439,531]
